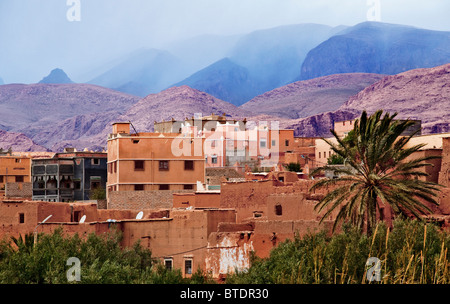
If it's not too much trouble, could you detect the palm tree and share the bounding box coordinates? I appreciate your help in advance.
[310,110,442,235]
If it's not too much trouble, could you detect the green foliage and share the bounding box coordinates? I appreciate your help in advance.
[0,228,214,284]
[327,154,344,165]
[226,218,450,284]
[90,187,106,200]
[310,110,442,235]
[284,162,302,172]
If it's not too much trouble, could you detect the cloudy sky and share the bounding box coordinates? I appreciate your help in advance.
[0,0,449,83]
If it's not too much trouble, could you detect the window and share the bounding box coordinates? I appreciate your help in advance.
[164,258,173,271]
[91,158,100,165]
[211,156,218,164]
[159,161,169,171]
[319,152,321,159]
[134,184,144,191]
[74,181,81,190]
[159,184,169,190]
[15,176,24,183]
[185,259,193,275]
[91,181,100,190]
[272,140,276,146]
[275,204,283,216]
[134,160,144,171]
[260,139,266,148]
[0,176,3,183]
[285,140,290,146]
[184,160,194,170]
[73,211,81,222]
[15,159,21,163]
[19,213,25,224]
[113,161,117,173]
[184,184,194,190]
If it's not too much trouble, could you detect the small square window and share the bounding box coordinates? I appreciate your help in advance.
[91,158,100,165]
[159,184,169,190]
[134,160,144,171]
[184,160,194,171]
[15,176,24,183]
[164,258,173,271]
[135,184,144,191]
[211,156,218,164]
[159,161,169,171]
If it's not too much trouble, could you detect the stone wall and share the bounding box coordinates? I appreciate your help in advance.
[107,190,194,210]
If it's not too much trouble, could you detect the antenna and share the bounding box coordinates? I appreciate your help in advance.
[79,215,86,223]
[129,121,138,134]
[136,211,144,220]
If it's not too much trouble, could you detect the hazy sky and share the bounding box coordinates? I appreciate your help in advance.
[0,0,449,83]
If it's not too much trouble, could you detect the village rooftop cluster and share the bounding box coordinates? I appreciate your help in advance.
[0,113,449,280]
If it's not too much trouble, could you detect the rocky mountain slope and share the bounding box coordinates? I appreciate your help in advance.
[240,73,384,119]
[0,130,49,152]
[289,63,450,137]
[300,22,450,80]
[43,85,253,151]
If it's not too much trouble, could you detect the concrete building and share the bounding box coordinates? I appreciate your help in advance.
[32,150,107,202]
[106,122,206,209]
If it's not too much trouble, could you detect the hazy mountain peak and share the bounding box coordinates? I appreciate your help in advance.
[39,68,74,84]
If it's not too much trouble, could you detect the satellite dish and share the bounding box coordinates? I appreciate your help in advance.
[136,211,144,220]
[79,215,86,223]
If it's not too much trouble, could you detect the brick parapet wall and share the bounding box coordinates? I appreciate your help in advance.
[107,190,194,210]
[5,182,32,198]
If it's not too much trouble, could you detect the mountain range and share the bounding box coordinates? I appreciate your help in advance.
[0,21,449,152]
[79,21,450,105]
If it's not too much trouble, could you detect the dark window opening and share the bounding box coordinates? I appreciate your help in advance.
[184,160,194,170]
[185,259,192,275]
[91,158,100,165]
[134,160,144,171]
[165,259,173,271]
[275,204,283,216]
[159,184,169,190]
[74,181,81,190]
[91,181,100,190]
[15,176,24,183]
[73,211,81,222]
[183,184,194,190]
[19,213,25,224]
[134,184,144,191]
[285,140,290,146]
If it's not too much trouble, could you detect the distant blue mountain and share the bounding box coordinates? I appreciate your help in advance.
[172,58,259,106]
[88,48,189,97]
[300,22,450,80]
[229,23,346,92]
[39,68,74,84]
[171,24,345,105]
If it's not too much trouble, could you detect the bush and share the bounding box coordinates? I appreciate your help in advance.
[0,228,214,284]
[226,218,450,284]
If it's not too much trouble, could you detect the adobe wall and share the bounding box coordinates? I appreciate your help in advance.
[173,192,221,209]
[107,189,193,210]
[438,137,450,188]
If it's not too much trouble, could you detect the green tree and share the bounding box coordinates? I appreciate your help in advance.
[284,162,302,172]
[310,110,441,235]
